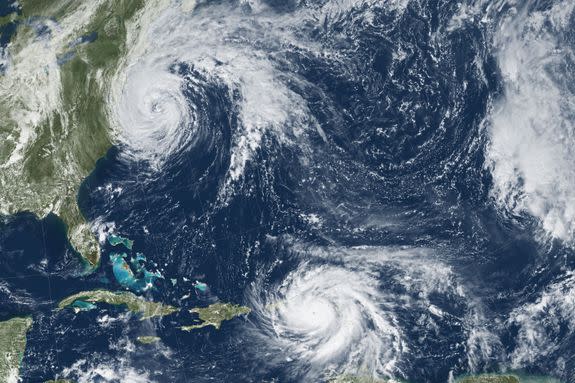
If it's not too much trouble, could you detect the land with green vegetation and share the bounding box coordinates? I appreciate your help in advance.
[457,375,519,383]
[181,302,251,331]
[59,290,252,331]
[0,11,18,25]
[108,234,134,250]
[136,336,161,344]
[0,317,33,383]
[0,0,148,268]
[457,376,519,383]
[58,290,179,320]
[329,373,561,383]
[456,374,562,383]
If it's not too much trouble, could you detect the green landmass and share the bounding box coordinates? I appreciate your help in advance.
[455,374,561,383]
[0,0,148,268]
[0,11,19,26]
[329,373,561,383]
[181,302,251,331]
[58,290,178,320]
[136,336,161,344]
[457,376,519,383]
[108,234,134,250]
[59,290,251,332]
[0,317,33,383]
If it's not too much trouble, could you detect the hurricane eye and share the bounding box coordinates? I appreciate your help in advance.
[151,101,164,113]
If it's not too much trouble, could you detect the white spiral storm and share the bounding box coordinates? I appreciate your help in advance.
[262,262,405,376]
[108,1,311,185]
[247,244,488,380]
[115,60,193,165]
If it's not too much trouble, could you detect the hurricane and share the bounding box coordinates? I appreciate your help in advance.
[108,0,312,186]
[112,59,193,166]
[246,243,494,381]
[250,259,406,379]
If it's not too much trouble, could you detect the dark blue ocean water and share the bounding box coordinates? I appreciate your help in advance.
[1,0,575,382]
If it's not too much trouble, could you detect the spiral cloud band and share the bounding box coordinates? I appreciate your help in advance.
[108,1,311,186]
[247,244,492,380]
[115,60,193,165]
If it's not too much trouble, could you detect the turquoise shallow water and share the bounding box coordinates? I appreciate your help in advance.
[110,250,163,293]
[70,300,97,312]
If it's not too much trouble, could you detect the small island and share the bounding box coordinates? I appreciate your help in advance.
[58,290,178,320]
[136,336,161,344]
[107,234,134,250]
[0,317,33,383]
[181,302,251,331]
